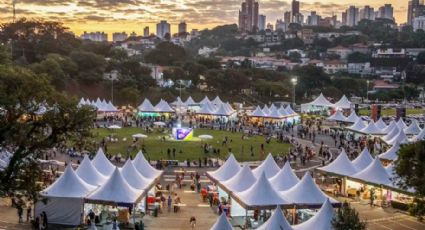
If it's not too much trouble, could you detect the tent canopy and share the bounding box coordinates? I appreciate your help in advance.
[292,199,335,230]
[92,148,115,177]
[347,118,367,132]
[352,158,392,186]
[221,165,256,193]
[345,111,359,123]
[120,159,153,190]
[132,151,162,179]
[257,206,292,230]
[281,173,339,208]
[306,93,333,107]
[209,213,233,230]
[269,162,299,191]
[75,155,107,186]
[155,99,175,113]
[252,153,280,179]
[326,110,347,122]
[318,149,358,176]
[404,120,422,135]
[360,121,385,135]
[378,143,400,161]
[352,148,373,171]
[138,99,156,112]
[86,167,143,205]
[207,154,241,182]
[333,95,352,109]
[375,118,387,130]
[250,106,266,117]
[41,165,96,198]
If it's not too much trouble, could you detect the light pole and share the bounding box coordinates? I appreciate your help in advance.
[366,80,369,102]
[291,77,298,108]
[109,70,118,104]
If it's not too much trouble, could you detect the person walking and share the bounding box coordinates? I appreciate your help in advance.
[189,216,196,229]
[26,201,32,222]
[167,195,172,212]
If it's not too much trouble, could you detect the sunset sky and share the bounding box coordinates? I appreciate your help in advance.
[0,0,408,37]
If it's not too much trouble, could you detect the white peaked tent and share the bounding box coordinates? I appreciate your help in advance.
[352,148,373,171]
[234,172,288,209]
[281,173,339,207]
[36,165,96,225]
[404,120,422,135]
[132,151,162,179]
[333,95,352,109]
[76,155,107,186]
[87,167,143,205]
[257,207,292,230]
[197,103,215,115]
[352,158,392,186]
[269,104,277,111]
[155,99,174,113]
[221,165,256,193]
[292,199,335,230]
[252,153,280,179]
[326,110,347,122]
[285,105,297,116]
[397,119,408,130]
[262,105,271,115]
[208,154,241,182]
[383,125,400,142]
[78,98,86,105]
[210,213,233,230]
[40,164,96,198]
[268,107,282,119]
[212,96,223,105]
[120,159,153,190]
[360,121,385,135]
[412,128,425,142]
[345,111,359,123]
[386,130,409,146]
[318,149,358,176]
[250,106,266,117]
[172,96,185,107]
[269,162,300,191]
[92,148,115,177]
[225,102,235,113]
[138,99,156,112]
[375,118,388,130]
[279,106,290,117]
[200,96,211,105]
[378,143,400,161]
[107,101,119,112]
[185,96,196,105]
[347,118,367,132]
[309,93,333,107]
[383,120,398,133]
[214,104,232,116]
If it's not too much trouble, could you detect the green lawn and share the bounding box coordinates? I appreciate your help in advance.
[358,108,424,116]
[92,128,290,161]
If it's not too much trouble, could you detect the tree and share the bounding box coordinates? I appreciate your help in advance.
[347,52,372,63]
[69,50,106,83]
[394,141,425,220]
[0,45,11,65]
[417,51,425,65]
[0,65,95,201]
[144,42,187,66]
[332,201,367,230]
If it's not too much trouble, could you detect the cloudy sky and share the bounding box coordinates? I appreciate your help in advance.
[0,0,407,37]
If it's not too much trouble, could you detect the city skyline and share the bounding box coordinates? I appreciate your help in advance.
[0,0,408,36]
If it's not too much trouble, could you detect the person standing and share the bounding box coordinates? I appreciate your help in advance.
[26,201,32,222]
[167,195,172,212]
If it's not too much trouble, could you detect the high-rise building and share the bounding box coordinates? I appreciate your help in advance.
[307,11,321,26]
[238,0,259,32]
[408,0,425,25]
[291,0,303,24]
[284,11,292,23]
[342,12,347,26]
[292,0,300,15]
[80,32,108,42]
[275,19,286,31]
[360,6,375,21]
[413,15,425,31]
[130,31,137,37]
[258,14,266,31]
[143,26,149,37]
[178,21,187,34]
[156,20,171,39]
[346,6,359,27]
[112,32,128,42]
[378,4,394,21]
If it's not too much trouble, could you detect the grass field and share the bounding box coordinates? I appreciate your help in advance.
[358,108,424,116]
[92,128,290,161]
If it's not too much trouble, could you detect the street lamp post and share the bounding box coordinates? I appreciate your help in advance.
[291,77,298,108]
[366,80,369,102]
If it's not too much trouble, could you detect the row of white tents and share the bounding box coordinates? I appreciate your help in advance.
[206,154,339,229]
[78,98,119,113]
[345,117,424,144]
[249,104,298,119]
[301,94,352,112]
[210,199,334,230]
[317,148,414,194]
[138,99,174,113]
[172,95,226,107]
[35,149,162,225]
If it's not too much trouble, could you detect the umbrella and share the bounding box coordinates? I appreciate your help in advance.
[108,125,122,129]
[153,121,166,126]
[132,133,148,138]
[198,134,213,140]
